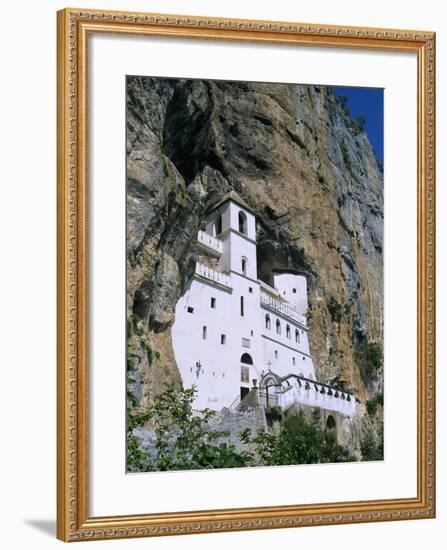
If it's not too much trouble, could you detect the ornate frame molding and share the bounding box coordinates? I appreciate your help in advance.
[57,8,435,542]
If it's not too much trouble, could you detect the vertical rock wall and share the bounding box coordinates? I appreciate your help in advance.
[126,77,383,443]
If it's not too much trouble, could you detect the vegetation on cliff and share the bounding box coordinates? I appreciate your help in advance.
[127,384,252,471]
[127,384,356,472]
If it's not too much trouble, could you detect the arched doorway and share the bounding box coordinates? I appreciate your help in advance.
[326,415,336,430]
[260,372,281,407]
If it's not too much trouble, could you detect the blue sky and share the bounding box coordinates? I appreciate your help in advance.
[332,86,384,165]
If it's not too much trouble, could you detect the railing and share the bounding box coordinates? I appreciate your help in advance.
[229,394,241,409]
[260,291,306,324]
[259,280,280,296]
[273,375,357,416]
[195,262,232,288]
[197,230,223,255]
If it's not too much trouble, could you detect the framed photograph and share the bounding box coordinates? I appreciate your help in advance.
[57,7,436,542]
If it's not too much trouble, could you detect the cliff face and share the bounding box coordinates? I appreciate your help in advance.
[126,77,383,437]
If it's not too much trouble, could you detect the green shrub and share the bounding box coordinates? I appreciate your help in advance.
[353,115,366,135]
[360,423,383,461]
[249,411,354,466]
[328,297,342,323]
[355,341,383,385]
[127,386,357,472]
[266,405,283,423]
[127,383,252,472]
[366,393,383,417]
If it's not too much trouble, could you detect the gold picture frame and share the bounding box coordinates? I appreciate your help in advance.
[57,7,436,542]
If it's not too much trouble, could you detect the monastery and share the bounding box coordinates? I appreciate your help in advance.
[172,192,357,423]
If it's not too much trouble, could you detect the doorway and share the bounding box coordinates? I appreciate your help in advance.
[240,386,250,402]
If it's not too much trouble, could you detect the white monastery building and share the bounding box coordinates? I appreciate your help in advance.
[172,192,357,418]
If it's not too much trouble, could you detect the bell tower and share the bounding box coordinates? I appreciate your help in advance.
[205,192,257,279]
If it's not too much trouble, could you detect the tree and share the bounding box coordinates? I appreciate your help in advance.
[337,95,351,117]
[127,383,252,472]
[128,385,356,472]
[360,423,384,461]
[353,115,366,135]
[247,411,354,466]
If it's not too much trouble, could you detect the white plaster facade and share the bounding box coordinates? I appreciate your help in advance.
[172,192,357,417]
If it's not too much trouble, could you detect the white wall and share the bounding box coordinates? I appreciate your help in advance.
[0,1,445,549]
[172,273,265,408]
[273,272,308,317]
[173,263,267,409]
[261,308,315,379]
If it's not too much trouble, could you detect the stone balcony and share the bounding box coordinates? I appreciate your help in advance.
[197,230,223,257]
[195,262,232,288]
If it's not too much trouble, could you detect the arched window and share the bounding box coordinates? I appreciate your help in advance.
[286,324,291,339]
[238,211,247,235]
[241,257,247,275]
[240,353,253,365]
[295,329,300,343]
[265,314,271,330]
[276,319,281,335]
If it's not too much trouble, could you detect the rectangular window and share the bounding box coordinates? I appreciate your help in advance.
[216,215,223,235]
[292,357,296,366]
[241,366,250,383]
[221,334,226,345]
[242,337,250,348]
[187,306,194,313]
[275,350,278,359]
[293,288,297,294]
[249,287,253,293]
[210,297,216,308]
[202,326,207,340]
[240,296,244,316]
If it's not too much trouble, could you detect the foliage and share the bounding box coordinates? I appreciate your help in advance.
[265,405,283,424]
[339,139,360,184]
[337,95,351,117]
[366,392,383,417]
[352,115,366,135]
[126,361,152,469]
[340,140,352,171]
[355,341,383,385]
[127,385,357,472]
[335,95,367,137]
[328,296,342,323]
[127,383,252,472]
[245,410,354,466]
[360,422,384,461]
